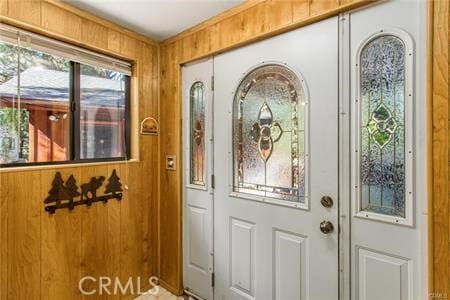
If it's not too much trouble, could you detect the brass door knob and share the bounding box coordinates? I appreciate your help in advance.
[320,196,333,208]
[320,220,334,234]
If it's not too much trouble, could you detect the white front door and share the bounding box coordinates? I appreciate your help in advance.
[182,58,214,299]
[213,18,339,300]
[346,1,428,299]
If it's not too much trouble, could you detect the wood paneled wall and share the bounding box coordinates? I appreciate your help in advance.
[0,1,159,299]
[429,0,450,297]
[0,0,447,298]
[159,0,376,294]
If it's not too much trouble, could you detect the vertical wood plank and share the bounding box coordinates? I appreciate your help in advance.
[0,0,7,16]
[431,0,449,295]
[7,0,41,26]
[192,29,209,59]
[41,168,82,300]
[140,43,156,287]
[159,42,182,293]
[108,29,121,54]
[267,0,293,30]
[5,171,41,299]
[151,45,160,279]
[120,34,140,60]
[310,0,339,16]
[81,19,108,49]
[204,23,219,54]
[120,162,143,298]
[105,166,122,299]
[79,165,115,300]
[0,173,6,300]
[41,2,82,41]
[218,14,241,49]
[293,0,310,22]
[240,1,268,41]
[181,34,195,63]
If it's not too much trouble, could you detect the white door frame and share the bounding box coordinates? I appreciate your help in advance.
[338,11,351,300]
[181,2,428,298]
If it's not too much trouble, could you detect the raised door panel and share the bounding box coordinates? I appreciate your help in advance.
[274,229,308,300]
[356,247,411,300]
[230,218,255,299]
[187,205,208,273]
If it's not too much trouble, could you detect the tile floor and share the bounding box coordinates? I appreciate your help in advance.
[135,286,195,300]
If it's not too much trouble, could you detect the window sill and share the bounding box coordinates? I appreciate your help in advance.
[0,158,139,173]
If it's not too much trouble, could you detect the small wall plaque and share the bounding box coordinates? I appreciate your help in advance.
[140,117,159,135]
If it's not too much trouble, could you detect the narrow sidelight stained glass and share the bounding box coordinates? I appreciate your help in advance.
[359,35,406,217]
[190,81,205,186]
[233,64,306,203]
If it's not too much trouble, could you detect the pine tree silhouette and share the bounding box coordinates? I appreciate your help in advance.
[65,175,81,210]
[44,172,68,206]
[105,169,123,201]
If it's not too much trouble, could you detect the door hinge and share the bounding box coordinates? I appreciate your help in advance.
[211,272,215,287]
[211,75,214,91]
[211,174,215,189]
[70,101,76,112]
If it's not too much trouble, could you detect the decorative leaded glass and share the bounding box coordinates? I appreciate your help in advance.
[233,64,306,202]
[359,35,406,217]
[190,81,205,186]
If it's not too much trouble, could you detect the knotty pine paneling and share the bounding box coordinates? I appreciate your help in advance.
[7,0,41,26]
[430,0,450,296]
[267,0,293,30]
[159,41,182,293]
[81,19,109,50]
[107,29,122,54]
[159,0,375,295]
[310,0,340,16]
[0,0,159,299]
[41,168,83,300]
[41,2,82,41]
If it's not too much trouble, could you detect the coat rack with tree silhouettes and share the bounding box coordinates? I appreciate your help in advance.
[44,169,123,214]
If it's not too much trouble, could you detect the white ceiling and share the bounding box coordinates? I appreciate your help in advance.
[64,0,243,41]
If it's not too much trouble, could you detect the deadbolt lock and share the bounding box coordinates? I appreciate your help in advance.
[320,196,333,208]
[320,220,334,234]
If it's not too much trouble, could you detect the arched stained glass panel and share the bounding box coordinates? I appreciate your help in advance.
[359,34,407,217]
[233,64,306,203]
[190,81,205,186]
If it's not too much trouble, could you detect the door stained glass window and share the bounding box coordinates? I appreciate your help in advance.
[233,64,306,203]
[359,34,408,218]
[190,81,205,186]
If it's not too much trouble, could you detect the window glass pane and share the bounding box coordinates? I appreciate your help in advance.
[0,42,70,164]
[190,81,205,186]
[359,35,406,217]
[80,64,126,159]
[233,64,306,202]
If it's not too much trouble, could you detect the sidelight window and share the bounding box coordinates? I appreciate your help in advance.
[232,64,307,205]
[190,81,206,186]
[355,31,414,223]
